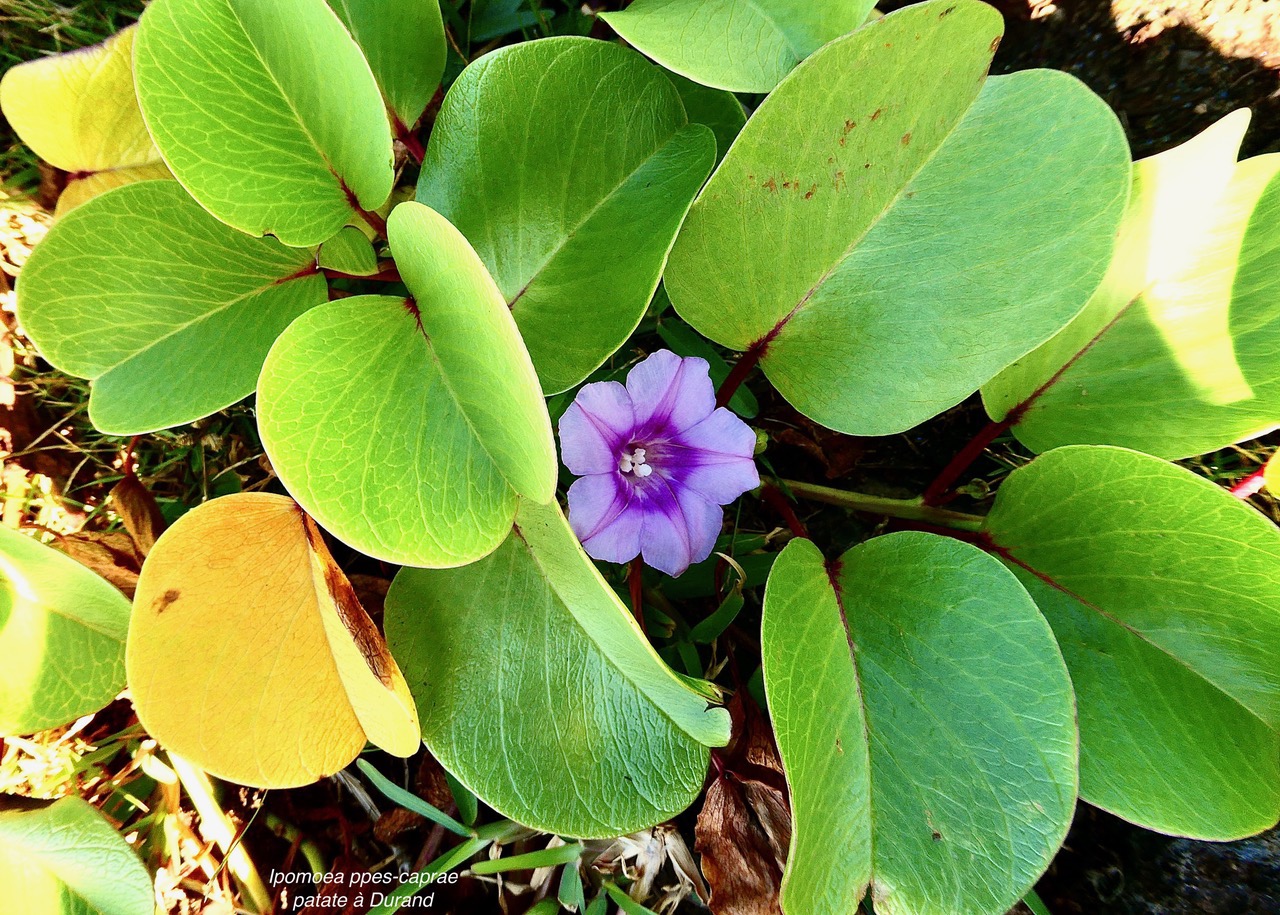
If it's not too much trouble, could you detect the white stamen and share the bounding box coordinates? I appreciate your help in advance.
[618,447,652,477]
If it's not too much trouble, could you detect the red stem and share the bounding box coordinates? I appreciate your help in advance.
[716,341,767,408]
[392,113,426,165]
[1230,467,1268,500]
[629,557,647,636]
[761,484,808,539]
[920,418,1011,507]
[322,263,401,283]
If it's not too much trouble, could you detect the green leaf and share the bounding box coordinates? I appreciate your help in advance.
[983,111,1280,459]
[984,446,1280,839]
[417,37,715,394]
[471,843,583,875]
[384,498,731,838]
[0,528,130,736]
[318,226,380,275]
[0,797,152,915]
[665,0,1132,436]
[134,0,393,247]
[762,533,1076,915]
[259,203,555,567]
[602,0,876,93]
[470,0,544,42]
[665,72,747,165]
[326,0,446,129]
[17,181,325,435]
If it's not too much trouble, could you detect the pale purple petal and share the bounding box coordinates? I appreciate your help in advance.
[559,381,634,475]
[626,350,715,436]
[638,478,723,577]
[568,473,642,564]
[665,407,760,504]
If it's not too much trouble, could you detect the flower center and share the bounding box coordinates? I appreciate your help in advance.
[618,446,653,478]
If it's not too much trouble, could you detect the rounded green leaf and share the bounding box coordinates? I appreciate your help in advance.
[602,0,876,93]
[762,533,1076,915]
[983,111,1280,460]
[385,498,731,838]
[17,181,326,435]
[135,0,394,246]
[984,445,1280,839]
[318,226,379,276]
[418,38,715,394]
[0,797,152,915]
[666,0,1132,436]
[259,206,555,567]
[666,73,746,165]
[0,527,130,737]
[326,0,446,129]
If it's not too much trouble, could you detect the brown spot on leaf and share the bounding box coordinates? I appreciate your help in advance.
[804,184,817,200]
[871,107,883,121]
[843,119,856,134]
[833,170,846,190]
[762,177,777,193]
[302,513,396,685]
[990,35,1002,53]
[902,132,913,146]
[153,589,181,614]
[941,4,957,16]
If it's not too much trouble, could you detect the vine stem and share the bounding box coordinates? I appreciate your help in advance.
[715,340,768,408]
[629,557,647,635]
[778,478,986,532]
[920,418,1011,506]
[760,483,808,538]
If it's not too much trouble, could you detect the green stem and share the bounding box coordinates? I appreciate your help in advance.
[777,479,985,532]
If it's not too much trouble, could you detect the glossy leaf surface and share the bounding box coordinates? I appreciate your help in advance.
[762,533,1075,915]
[17,181,325,435]
[984,446,1280,838]
[666,0,1131,436]
[259,204,556,567]
[418,38,715,393]
[984,111,1280,459]
[135,0,393,246]
[385,498,731,838]
[603,0,876,92]
[0,527,130,736]
[128,493,419,789]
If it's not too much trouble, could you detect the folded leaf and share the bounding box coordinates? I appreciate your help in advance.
[666,0,1131,436]
[135,0,394,246]
[762,533,1075,915]
[0,527,130,736]
[603,0,875,93]
[326,0,446,129]
[385,497,731,838]
[0,797,153,915]
[983,111,1280,459]
[259,205,556,567]
[418,38,715,393]
[0,25,172,214]
[17,181,326,435]
[128,493,419,789]
[983,445,1280,839]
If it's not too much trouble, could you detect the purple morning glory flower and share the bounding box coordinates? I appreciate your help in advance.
[559,350,760,577]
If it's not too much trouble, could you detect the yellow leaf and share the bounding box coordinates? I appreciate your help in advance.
[0,25,172,213]
[1265,452,1280,496]
[128,493,420,788]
